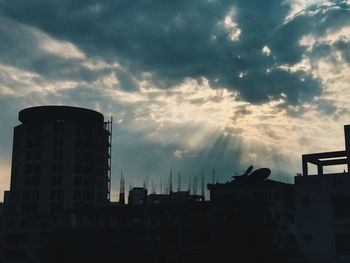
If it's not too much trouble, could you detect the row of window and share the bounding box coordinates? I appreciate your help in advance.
[303,233,350,256]
[300,194,350,218]
[74,176,92,187]
[52,176,62,186]
[22,202,38,214]
[54,121,64,134]
[26,137,41,148]
[51,189,62,200]
[25,150,41,161]
[22,189,39,200]
[74,190,92,201]
[75,164,93,174]
[23,175,40,186]
[53,137,64,147]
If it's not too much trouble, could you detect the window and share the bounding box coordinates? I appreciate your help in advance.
[25,151,33,161]
[54,137,63,147]
[303,234,312,242]
[34,150,41,160]
[51,176,62,186]
[332,195,350,218]
[51,189,62,200]
[53,150,63,160]
[24,163,32,174]
[74,163,82,173]
[74,176,82,187]
[286,212,295,223]
[275,212,280,222]
[335,234,350,255]
[275,190,280,201]
[32,190,39,200]
[74,190,81,200]
[52,163,63,173]
[75,151,82,161]
[23,189,30,199]
[32,176,40,186]
[54,121,64,134]
[24,177,31,186]
[83,190,91,201]
[301,197,309,206]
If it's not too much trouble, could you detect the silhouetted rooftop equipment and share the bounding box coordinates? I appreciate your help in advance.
[302,125,350,176]
[232,165,271,183]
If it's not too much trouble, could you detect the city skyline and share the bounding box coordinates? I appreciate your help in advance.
[1,1,350,200]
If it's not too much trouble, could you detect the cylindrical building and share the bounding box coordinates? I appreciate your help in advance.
[8,106,112,216]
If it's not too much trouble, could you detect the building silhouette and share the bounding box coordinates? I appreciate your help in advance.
[1,105,350,262]
[4,106,112,224]
[294,125,350,262]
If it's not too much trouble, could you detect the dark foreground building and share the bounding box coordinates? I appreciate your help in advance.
[294,125,350,262]
[2,106,349,262]
[3,106,112,227]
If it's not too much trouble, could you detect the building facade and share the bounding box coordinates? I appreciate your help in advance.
[295,125,350,262]
[4,106,112,220]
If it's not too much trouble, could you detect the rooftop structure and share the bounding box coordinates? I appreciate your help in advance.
[295,124,350,262]
[302,125,350,176]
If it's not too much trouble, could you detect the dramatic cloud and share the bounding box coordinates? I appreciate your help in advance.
[0,0,349,200]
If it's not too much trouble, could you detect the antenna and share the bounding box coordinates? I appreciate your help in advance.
[153,179,156,194]
[177,172,181,192]
[212,168,215,184]
[160,177,163,195]
[193,175,198,195]
[119,169,125,205]
[189,176,192,194]
[169,168,173,194]
[201,171,205,201]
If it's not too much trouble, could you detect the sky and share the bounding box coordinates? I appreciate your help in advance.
[0,0,350,201]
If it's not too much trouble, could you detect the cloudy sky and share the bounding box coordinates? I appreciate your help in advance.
[0,0,350,200]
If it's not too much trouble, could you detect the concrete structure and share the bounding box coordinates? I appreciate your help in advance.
[128,187,147,205]
[208,174,296,252]
[295,125,350,262]
[4,106,112,219]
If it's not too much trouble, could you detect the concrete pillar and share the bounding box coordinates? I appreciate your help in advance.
[344,125,350,173]
[302,155,308,176]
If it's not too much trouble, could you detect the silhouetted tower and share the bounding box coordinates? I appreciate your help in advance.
[7,106,112,216]
[160,177,163,194]
[151,179,156,194]
[169,169,173,194]
[345,125,350,172]
[212,168,215,184]
[119,169,125,205]
[201,171,205,201]
[193,176,198,195]
[188,177,192,194]
[177,172,181,192]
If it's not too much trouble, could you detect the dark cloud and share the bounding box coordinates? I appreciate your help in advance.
[3,0,348,104]
[0,0,349,195]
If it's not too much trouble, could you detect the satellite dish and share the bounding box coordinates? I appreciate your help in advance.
[233,165,253,179]
[244,165,253,176]
[249,168,271,181]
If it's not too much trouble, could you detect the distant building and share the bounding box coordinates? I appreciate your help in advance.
[4,106,112,222]
[146,191,202,205]
[295,125,350,262]
[208,169,296,253]
[128,187,147,205]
